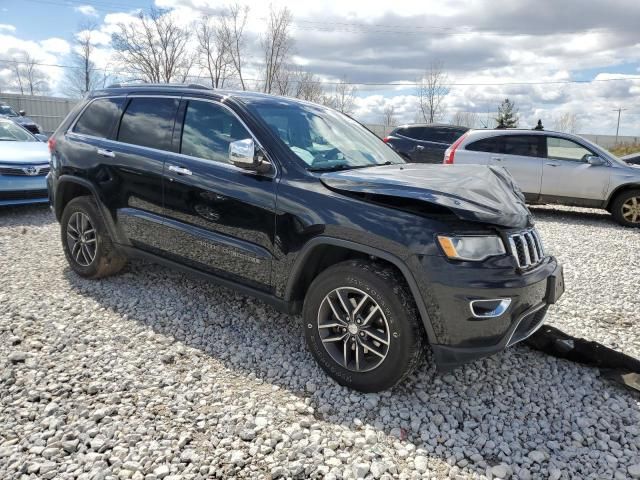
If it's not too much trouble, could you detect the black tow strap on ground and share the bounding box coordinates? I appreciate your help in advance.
[524,325,640,393]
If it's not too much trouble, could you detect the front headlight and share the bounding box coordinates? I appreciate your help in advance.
[437,235,506,261]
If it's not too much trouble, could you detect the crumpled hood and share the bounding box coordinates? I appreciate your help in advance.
[320,163,532,228]
[0,142,49,164]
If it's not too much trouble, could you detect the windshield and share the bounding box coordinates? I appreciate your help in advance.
[245,100,404,171]
[0,121,36,142]
[0,106,19,117]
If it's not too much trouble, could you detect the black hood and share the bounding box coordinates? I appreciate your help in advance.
[10,115,37,126]
[320,163,532,228]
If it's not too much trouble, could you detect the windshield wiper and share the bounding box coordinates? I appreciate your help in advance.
[308,161,397,173]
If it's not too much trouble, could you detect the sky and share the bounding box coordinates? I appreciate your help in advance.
[1,0,639,135]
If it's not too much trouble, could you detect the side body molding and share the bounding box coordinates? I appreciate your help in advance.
[284,236,437,344]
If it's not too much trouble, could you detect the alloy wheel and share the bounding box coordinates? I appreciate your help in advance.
[621,196,640,224]
[66,211,97,266]
[317,287,390,372]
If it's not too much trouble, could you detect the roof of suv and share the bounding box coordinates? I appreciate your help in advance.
[91,84,312,107]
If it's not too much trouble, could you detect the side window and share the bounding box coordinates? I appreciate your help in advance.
[73,98,125,138]
[547,137,593,161]
[502,135,542,157]
[117,97,179,151]
[421,127,455,143]
[466,137,500,153]
[400,127,425,140]
[180,100,251,164]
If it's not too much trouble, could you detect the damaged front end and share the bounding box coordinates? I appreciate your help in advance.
[320,163,532,229]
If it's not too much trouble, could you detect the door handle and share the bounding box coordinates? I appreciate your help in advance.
[97,148,115,158]
[416,145,425,151]
[168,165,192,176]
[546,162,559,167]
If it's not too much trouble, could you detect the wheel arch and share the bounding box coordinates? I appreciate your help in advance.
[55,175,121,243]
[284,237,437,344]
[604,183,640,210]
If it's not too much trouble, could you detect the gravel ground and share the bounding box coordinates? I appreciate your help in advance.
[1,204,639,480]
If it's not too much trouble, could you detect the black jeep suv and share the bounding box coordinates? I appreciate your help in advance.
[47,84,564,392]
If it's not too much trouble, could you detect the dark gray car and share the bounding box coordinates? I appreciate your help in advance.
[0,105,41,134]
[384,124,468,163]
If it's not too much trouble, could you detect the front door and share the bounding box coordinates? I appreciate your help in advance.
[540,136,611,204]
[161,98,277,290]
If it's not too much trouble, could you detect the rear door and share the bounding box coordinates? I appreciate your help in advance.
[488,135,543,199]
[420,126,466,163]
[541,135,611,204]
[397,126,430,162]
[107,95,180,251]
[160,98,276,290]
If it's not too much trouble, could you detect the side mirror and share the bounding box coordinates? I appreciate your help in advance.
[19,110,26,116]
[229,138,271,173]
[586,155,607,166]
[34,133,48,142]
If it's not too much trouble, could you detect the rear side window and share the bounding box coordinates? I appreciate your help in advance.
[466,137,501,153]
[73,98,125,138]
[117,97,179,151]
[422,127,464,143]
[180,100,251,163]
[502,135,542,157]
[397,127,425,140]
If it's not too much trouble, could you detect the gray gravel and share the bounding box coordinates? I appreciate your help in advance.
[1,204,639,480]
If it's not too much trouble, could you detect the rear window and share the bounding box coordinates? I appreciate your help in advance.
[396,126,424,140]
[117,97,179,151]
[73,98,125,138]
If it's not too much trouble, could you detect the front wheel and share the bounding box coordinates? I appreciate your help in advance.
[611,189,640,227]
[303,260,426,392]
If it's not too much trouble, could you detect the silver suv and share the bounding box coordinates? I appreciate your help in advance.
[444,129,640,227]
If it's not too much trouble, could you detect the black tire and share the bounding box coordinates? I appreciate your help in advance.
[303,260,426,392]
[610,189,640,227]
[60,196,127,278]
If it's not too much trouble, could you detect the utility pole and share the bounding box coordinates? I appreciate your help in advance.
[612,107,627,144]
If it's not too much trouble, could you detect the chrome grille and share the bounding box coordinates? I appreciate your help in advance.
[0,164,50,176]
[508,228,545,269]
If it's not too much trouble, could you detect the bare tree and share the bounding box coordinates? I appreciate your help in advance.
[416,61,448,123]
[451,111,480,128]
[262,5,293,94]
[324,77,358,115]
[111,8,194,83]
[292,70,324,103]
[63,22,102,97]
[553,112,580,133]
[219,3,249,90]
[382,104,397,127]
[196,16,233,88]
[12,53,49,95]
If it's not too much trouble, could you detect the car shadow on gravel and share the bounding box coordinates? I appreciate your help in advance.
[529,206,620,227]
[62,259,640,479]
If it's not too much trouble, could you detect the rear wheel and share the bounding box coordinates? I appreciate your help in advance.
[61,196,127,278]
[303,260,426,392]
[611,189,640,227]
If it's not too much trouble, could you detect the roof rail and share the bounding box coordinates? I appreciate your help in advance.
[106,82,212,90]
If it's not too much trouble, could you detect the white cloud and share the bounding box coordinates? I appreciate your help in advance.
[0,24,16,32]
[74,5,99,17]
[40,37,71,55]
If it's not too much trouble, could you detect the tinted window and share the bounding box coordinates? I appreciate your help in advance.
[398,126,425,140]
[502,135,542,157]
[422,127,461,143]
[180,100,251,163]
[466,137,500,153]
[547,137,593,161]
[117,97,179,150]
[74,98,125,138]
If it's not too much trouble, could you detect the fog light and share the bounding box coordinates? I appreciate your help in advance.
[470,298,511,318]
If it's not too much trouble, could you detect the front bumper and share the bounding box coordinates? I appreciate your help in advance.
[411,253,564,371]
[0,175,48,206]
